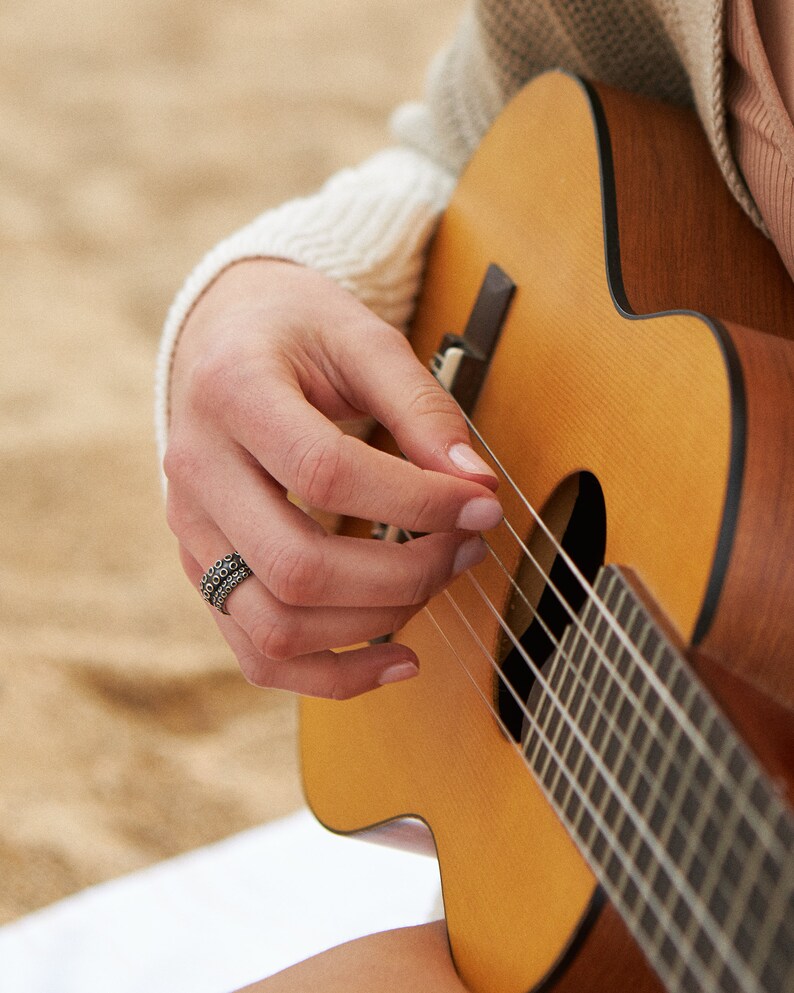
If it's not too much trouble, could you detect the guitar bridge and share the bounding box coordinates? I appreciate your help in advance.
[371,264,515,549]
[430,263,516,415]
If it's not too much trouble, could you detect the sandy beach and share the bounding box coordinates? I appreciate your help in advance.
[0,0,459,924]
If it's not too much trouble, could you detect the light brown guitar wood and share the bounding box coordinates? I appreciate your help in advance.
[300,73,794,993]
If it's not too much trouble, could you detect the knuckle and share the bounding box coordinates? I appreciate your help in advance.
[399,535,455,602]
[389,603,419,633]
[291,435,346,508]
[406,487,438,533]
[249,606,295,662]
[189,345,238,411]
[380,601,418,635]
[405,557,435,605]
[164,489,199,542]
[164,490,185,537]
[178,544,202,582]
[403,380,461,424]
[263,539,324,606]
[263,622,295,663]
[237,652,276,689]
[162,439,198,488]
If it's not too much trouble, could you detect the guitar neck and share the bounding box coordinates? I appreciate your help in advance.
[522,565,794,993]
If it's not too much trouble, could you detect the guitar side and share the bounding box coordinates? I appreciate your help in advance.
[300,73,794,993]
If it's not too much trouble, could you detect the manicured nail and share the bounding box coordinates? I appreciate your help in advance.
[456,496,503,531]
[448,443,497,481]
[378,661,419,685]
[453,537,487,576]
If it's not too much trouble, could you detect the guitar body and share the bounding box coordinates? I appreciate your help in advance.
[300,73,794,993]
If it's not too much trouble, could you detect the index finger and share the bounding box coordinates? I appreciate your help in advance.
[332,323,499,486]
[232,382,503,533]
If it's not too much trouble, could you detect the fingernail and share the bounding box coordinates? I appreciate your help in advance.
[378,661,419,685]
[448,443,497,481]
[453,537,487,576]
[456,496,503,531]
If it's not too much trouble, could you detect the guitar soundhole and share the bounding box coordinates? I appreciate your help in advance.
[497,472,606,742]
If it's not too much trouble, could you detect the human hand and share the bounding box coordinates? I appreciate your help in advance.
[164,260,502,699]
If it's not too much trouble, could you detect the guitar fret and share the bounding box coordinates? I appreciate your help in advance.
[601,574,784,880]
[519,564,794,993]
[665,908,710,993]
[733,824,794,991]
[676,763,729,913]
[759,888,794,993]
[531,602,603,809]
[653,717,706,854]
[556,623,605,761]
[617,624,785,986]
[617,634,666,785]
[618,639,667,816]
[703,805,758,932]
[567,590,673,881]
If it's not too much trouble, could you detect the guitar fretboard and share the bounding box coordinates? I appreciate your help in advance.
[522,566,794,993]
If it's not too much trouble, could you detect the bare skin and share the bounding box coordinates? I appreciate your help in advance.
[165,258,503,699]
[234,922,470,993]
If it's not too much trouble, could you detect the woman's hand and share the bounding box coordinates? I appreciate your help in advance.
[164,259,502,699]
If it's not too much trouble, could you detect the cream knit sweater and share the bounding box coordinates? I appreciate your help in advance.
[155,0,757,457]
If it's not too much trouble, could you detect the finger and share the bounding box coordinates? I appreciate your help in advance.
[234,633,421,699]
[200,551,420,662]
[234,586,421,662]
[180,547,420,699]
[175,501,431,658]
[227,381,502,534]
[184,442,488,607]
[332,324,500,489]
[181,522,424,659]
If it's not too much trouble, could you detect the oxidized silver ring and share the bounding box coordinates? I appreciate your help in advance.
[199,552,253,614]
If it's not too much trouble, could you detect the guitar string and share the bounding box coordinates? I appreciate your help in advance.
[478,528,778,854]
[467,537,792,976]
[458,408,723,740]
[402,516,778,860]
[420,597,737,993]
[431,580,763,993]
[476,531,738,856]
[453,407,784,852]
[420,604,714,993]
[459,566,777,991]
[391,436,782,989]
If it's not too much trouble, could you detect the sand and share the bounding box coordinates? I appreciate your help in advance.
[0,0,459,924]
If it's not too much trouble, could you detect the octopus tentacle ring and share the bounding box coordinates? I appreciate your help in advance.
[199,552,253,614]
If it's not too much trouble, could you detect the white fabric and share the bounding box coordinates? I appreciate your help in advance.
[0,809,442,993]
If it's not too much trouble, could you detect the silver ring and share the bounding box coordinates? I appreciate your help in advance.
[199,552,253,614]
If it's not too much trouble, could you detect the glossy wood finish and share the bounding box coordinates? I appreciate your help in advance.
[697,323,794,708]
[300,73,794,993]
[596,85,794,339]
[594,81,794,714]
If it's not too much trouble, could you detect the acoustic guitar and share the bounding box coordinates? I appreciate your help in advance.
[299,72,794,993]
